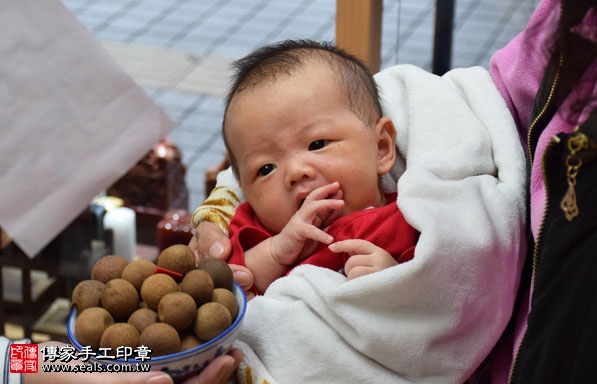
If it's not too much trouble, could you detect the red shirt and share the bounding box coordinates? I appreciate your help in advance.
[228,193,419,293]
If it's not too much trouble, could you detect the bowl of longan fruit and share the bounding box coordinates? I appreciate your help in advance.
[66,244,246,382]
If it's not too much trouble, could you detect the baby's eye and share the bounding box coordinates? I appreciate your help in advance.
[309,140,327,151]
[258,164,275,176]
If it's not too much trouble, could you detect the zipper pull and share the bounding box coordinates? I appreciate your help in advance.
[560,129,589,221]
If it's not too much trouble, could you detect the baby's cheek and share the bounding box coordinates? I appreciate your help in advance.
[257,207,291,234]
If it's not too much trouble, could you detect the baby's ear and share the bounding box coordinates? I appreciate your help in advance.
[375,117,397,175]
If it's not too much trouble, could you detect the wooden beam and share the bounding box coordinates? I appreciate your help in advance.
[335,0,382,73]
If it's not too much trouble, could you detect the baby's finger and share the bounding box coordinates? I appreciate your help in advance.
[298,198,344,224]
[328,186,344,201]
[345,265,373,280]
[343,252,381,280]
[297,222,334,244]
[305,181,341,202]
[329,239,378,255]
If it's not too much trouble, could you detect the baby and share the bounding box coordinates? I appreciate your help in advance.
[222,40,418,294]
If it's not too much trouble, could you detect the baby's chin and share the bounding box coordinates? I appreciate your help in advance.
[258,215,290,234]
[343,193,387,213]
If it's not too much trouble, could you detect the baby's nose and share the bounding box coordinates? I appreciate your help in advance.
[284,158,315,189]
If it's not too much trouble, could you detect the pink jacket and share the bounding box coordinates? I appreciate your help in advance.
[489,0,597,381]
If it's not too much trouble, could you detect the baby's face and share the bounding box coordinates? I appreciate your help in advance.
[225,63,390,233]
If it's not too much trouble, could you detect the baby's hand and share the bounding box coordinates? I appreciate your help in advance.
[272,182,344,265]
[329,239,397,280]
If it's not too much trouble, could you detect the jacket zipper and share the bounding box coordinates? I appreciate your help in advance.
[507,136,556,384]
[507,23,565,382]
[508,127,595,382]
[527,50,564,166]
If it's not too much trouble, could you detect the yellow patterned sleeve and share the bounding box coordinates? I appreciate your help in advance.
[238,365,271,384]
[191,186,241,235]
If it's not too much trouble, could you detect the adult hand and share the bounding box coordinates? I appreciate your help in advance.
[26,342,243,384]
[180,347,243,384]
[188,221,255,300]
[229,264,256,301]
[189,221,232,263]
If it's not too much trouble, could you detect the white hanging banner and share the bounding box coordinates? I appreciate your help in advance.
[0,0,175,257]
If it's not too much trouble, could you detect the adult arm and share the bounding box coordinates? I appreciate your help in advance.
[188,167,255,295]
[189,167,242,262]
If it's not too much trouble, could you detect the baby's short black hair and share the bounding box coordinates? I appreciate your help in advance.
[222,39,383,180]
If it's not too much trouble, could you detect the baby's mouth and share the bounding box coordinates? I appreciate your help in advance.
[295,191,310,208]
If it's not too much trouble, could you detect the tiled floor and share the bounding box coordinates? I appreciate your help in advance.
[61,0,538,213]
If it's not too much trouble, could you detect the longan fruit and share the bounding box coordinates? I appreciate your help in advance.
[100,323,139,351]
[180,333,202,351]
[212,287,239,319]
[179,269,214,306]
[75,307,114,350]
[71,279,104,313]
[139,323,181,357]
[121,259,156,291]
[199,258,233,291]
[140,273,178,310]
[157,244,196,275]
[91,255,129,283]
[158,292,197,331]
[127,308,159,333]
[194,302,231,341]
[101,278,139,320]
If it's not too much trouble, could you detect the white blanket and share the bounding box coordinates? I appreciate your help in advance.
[233,65,527,384]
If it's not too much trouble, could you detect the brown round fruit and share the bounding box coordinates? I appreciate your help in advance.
[180,333,202,351]
[91,255,129,283]
[101,279,139,320]
[157,244,196,275]
[127,308,159,333]
[140,273,178,310]
[121,259,156,291]
[179,269,214,306]
[71,279,105,313]
[139,322,181,357]
[194,302,232,341]
[75,307,114,350]
[212,288,239,319]
[100,323,139,351]
[199,258,234,290]
[158,292,197,330]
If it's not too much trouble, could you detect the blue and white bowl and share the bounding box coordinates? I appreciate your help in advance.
[67,282,246,382]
